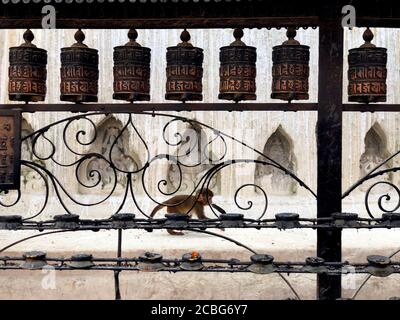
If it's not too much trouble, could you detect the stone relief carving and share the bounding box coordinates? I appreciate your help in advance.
[21,118,47,191]
[79,116,141,194]
[255,125,297,195]
[359,123,392,193]
[168,122,220,194]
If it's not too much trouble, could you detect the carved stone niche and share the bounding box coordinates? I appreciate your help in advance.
[21,118,47,192]
[255,125,297,196]
[167,122,220,194]
[359,123,392,193]
[78,115,141,195]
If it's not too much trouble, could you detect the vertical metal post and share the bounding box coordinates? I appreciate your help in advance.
[114,229,122,300]
[317,13,344,299]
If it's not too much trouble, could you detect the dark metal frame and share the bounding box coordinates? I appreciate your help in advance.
[0,110,21,190]
[0,0,400,300]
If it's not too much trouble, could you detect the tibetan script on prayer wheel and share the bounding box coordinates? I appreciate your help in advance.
[0,111,21,190]
[271,27,309,102]
[8,29,47,103]
[113,29,151,102]
[219,28,257,102]
[348,28,387,103]
[165,30,203,102]
[60,29,99,103]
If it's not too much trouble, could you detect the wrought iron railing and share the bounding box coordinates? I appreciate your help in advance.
[0,111,399,300]
[2,1,400,301]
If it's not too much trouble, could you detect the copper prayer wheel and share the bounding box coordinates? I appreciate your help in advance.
[113,29,151,102]
[271,27,309,102]
[219,29,256,102]
[60,29,99,103]
[165,29,203,102]
[8,29,47,102]
[348,28,387,103]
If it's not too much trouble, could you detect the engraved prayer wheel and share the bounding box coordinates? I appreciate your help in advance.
[60,29,99,103]
[271,27,309,102]
[219,28,256,102]
[113,29,151,102]
[8,29,47,102]
[348,28,387,103]
[165,29,203,102]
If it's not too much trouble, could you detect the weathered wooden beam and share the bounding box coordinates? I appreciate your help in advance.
[0,1,320,29]
[0,17,320,29]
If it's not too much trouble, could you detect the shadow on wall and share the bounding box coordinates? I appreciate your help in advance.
[77,115,142,195]
[359,122,392,193]
[167,121,221,194]
[254,125,298,196]
[21,118,47,192]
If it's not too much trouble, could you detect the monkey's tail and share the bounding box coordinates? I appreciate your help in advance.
[150,203,165,218]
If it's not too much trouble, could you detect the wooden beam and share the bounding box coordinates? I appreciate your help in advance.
[0,17,320,29]
[2,1,400,29]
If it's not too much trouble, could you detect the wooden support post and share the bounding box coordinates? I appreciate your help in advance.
[317,18,343,299]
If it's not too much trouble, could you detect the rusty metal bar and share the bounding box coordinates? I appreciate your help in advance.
[114,229,122,300]
[0,103,318,113]
[316,15,343,300]
[1,255,399,279]
[2,103,400,113]
[3,216,400,231]
[343,104,400,112]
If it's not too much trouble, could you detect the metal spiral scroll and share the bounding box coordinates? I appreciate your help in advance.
[0,112,316,221]
[364,182,400,218]
[343,150,400,218]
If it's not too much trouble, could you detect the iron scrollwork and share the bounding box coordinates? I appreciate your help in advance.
[343,149,400,219]
[0,112,316,222]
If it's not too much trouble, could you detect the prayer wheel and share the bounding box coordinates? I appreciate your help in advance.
[348,28,387,103]
[219,28,257,102]
[60,29,99,103]
[9,29,47,102]
[165,29,203,102]
[113,29,151,102]
[271,27,309,102]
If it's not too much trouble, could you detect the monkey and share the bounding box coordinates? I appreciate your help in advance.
[150,188,214,235]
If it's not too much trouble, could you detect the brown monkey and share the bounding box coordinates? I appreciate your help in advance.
[150,188,214,235]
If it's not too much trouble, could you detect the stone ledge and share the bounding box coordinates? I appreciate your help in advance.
[1,229,400,299]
